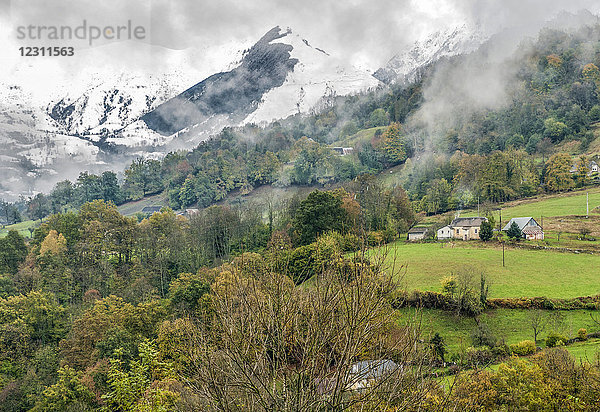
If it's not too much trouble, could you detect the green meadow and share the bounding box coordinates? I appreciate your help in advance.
[400,308,600,350]
[464,187,600,221]
[375,241,600,298]
[0,219,40,238]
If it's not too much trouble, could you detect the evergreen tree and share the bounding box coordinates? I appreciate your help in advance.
[0,230,28,274]
[430,333,447,363]
[479,220,493,241]
[293,190,346,245]
[507,221,522,240]
[380,122,407,165]
[178,177,197,208]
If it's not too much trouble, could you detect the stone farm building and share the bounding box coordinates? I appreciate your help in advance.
[437,217,488,241]
[407,226,429,241]
[502,217,544,240]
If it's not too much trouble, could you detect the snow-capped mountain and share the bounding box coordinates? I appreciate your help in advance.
[47,73,190,137]
[0,83,101,198]
[374,24,487,84]
[0,26,381,198]
[242,29,381,125]
[130,26,380,147]
[0,24,485,199]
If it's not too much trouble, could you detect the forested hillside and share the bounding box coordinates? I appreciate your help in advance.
[4,23,600,224]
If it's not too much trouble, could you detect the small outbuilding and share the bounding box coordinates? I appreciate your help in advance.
[185,208,200,217]
[407,226,429,241]
[331,147,354,156]
[349,360,400,391]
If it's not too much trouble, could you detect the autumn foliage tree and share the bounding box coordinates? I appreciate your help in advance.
[379,122,407,165]
[545,153,574,192]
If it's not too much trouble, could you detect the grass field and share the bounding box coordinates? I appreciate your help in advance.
[376,241,600,298]
[331,126,386,148]
[0,219,41,238]
[400,308,600,353]
[117,193,169,216]
[462,187,600,222]
[565,338,600,362]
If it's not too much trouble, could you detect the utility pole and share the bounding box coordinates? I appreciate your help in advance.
[587,192,589,218]
[477,195,480,217]
[502,241,505,267]
[499,208,502,231]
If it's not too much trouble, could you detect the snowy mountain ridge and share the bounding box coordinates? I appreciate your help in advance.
[374,24,487,84]
[0,24,480,199]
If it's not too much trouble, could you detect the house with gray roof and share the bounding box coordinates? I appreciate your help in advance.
[449,217,488,241]
[502,217,544,240]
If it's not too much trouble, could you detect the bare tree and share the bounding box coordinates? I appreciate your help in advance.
[529,309,547,343]
[183,250,437,411]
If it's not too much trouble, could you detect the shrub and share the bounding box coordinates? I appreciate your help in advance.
[578,328,588,341]
[492,343,511,359]
[367,231,385,246]
[341,233,361,251]
[465,346,494,367]
[441,276,458,296]
[510,340,536,356]
[383,227,398,243]
[546,331,568,348]
[286,243,318,284]
[471,323,497,348]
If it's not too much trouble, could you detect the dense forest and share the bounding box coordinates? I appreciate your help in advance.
[3,22,600,411]
[2,193,600,410]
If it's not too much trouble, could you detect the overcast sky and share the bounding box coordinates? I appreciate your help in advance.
[1,0,600,92]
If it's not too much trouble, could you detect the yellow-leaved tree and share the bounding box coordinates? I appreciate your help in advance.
[39,230,67,256]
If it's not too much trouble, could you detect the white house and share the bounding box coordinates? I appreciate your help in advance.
[437,225,453,240]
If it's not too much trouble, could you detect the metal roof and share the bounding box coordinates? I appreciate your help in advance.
[350,360,399,379]
[502,217,538,231]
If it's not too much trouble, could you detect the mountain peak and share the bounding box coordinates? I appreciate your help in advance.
[140,26,301,136]
[374,24,487,84]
